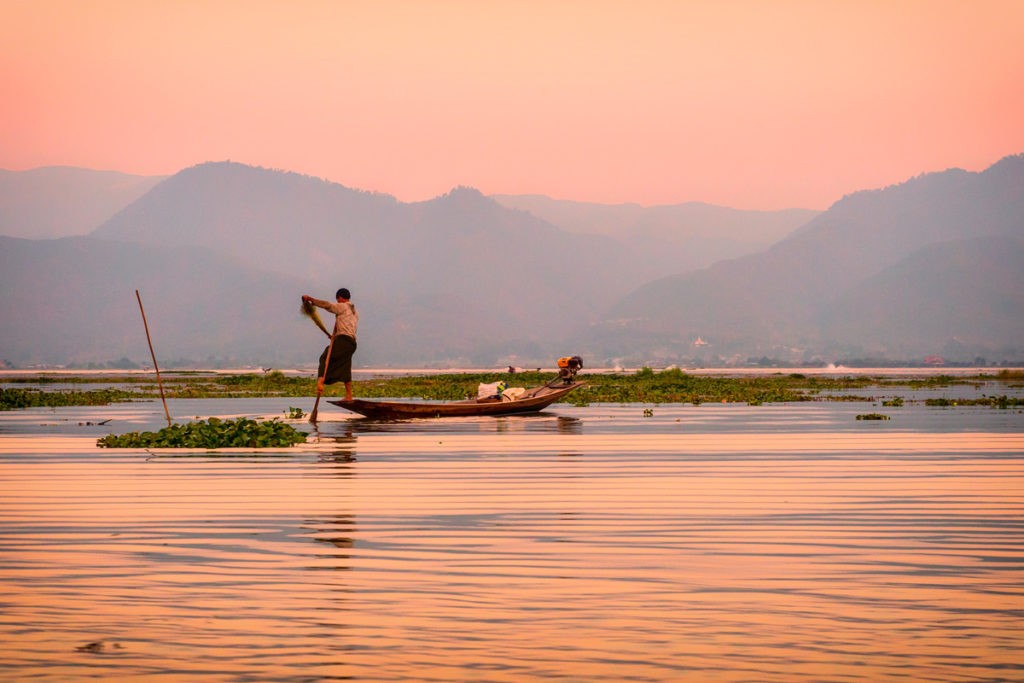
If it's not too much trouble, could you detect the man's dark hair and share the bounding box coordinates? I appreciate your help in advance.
[336,288,351,300]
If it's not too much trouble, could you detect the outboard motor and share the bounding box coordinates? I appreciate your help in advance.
[556,355,584,384]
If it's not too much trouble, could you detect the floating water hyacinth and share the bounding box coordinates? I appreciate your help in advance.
[97,417,307,448]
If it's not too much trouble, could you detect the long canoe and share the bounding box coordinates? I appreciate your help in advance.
[328,381,584,419]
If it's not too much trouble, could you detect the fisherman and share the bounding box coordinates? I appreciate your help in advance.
[302,288,358,401]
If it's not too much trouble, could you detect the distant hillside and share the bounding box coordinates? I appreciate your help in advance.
[492,194,818,274]
[0,167,165,238]
[93,162,400,284]
[91,163,633,364]
[588,154,1024,364]
[819,235,1024,358]
[0,235,318,366]
[4,155,1021,367]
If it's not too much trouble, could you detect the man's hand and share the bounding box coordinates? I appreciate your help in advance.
[316,378,325,394]
[302,295,313,303]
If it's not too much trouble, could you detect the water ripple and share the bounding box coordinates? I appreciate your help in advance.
[1,400,1022,681]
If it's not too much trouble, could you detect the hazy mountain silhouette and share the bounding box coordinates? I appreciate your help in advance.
[0,235,318,366]
[0,167,164,238]
[492,194,818,274]
[591,153,1024,363]
[91,163,634,364]
[3,155,1021,367]
[821,235,1024,358]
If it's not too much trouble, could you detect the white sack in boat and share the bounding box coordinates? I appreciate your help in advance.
[500,387,527,402]
[477,381,507,399]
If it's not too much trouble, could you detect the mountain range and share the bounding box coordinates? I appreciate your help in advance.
[1,154,1021,367]
[0,167,164,239]
[603,154,1024,363]
[491,194,817,274]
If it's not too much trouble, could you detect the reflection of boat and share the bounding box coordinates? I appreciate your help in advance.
[328,381,584,419]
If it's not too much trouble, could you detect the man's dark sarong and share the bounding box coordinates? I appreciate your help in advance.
[318,335,357,384]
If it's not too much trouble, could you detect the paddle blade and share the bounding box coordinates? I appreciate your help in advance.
[309,392,323,423]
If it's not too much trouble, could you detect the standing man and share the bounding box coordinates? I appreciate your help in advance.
[302,288,358,401]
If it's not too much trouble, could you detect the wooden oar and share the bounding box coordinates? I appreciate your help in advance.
[309,331,336,424]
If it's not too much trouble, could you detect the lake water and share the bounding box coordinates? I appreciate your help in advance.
[1,385,1022,681]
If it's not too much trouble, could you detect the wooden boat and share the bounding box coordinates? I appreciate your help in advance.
[328,381,584,419]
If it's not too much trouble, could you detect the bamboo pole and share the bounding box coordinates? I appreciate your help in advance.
[135,289,172,428]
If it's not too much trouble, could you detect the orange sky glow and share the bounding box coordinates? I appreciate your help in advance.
[2,0,1022,209]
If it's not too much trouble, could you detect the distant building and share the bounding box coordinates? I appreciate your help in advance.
[693,336,708,347]
[924,355,946,366]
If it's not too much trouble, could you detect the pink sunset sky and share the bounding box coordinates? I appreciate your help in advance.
[2,0,1022,210]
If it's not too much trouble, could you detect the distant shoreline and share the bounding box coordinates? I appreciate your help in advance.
[2,366,1019,380]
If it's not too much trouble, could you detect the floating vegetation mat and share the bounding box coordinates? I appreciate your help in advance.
[1,387,139,410]
[6,368,1024,409]
[97,417,307,449]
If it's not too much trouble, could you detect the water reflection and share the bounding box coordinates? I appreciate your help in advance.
[555,415,582,434]
[316,449,359,479]
[310,423,360,464]
[0,398,1022,681]
[334,411,583,436]
[307,514,357,566]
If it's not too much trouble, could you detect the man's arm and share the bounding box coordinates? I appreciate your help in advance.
[302,294,333,310]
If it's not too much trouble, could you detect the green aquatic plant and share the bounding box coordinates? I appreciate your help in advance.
[904,374,962,389]
[994,395,1016,409]
[925,395,1022,408]
[881,397,904,407]
[284,406,306,419]
[856,413,891,420]
[212,371,309,396]
[97,417,307,449]
[994,369,1023,387]
[8,368,1023,407]
[0,371,864,405]
[1,387,138,410]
